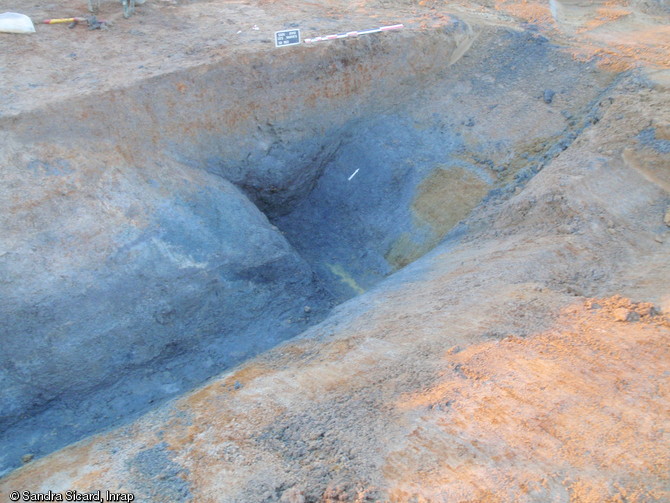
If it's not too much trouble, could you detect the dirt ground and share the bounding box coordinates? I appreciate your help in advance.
[1,0,669,117]
[4,292,670,502]
[1,0,670,501]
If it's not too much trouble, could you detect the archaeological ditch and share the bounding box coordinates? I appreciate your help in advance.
[0,23,618,475]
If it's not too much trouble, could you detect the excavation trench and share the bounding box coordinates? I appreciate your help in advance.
[0,23,616,475]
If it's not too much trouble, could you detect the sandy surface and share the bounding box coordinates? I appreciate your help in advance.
[1,0,670,500]
[1,0,669,117]
[4,293,669,502]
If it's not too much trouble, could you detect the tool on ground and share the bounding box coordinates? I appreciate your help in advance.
[43,17,86,24]
[43,16,107,29]
[304,23,404,44]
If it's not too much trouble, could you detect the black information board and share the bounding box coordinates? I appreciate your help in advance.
[275,29,301,47]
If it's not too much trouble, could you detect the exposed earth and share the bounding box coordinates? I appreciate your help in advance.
[0,0,669,500]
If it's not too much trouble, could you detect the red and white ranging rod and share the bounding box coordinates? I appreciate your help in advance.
[304,23,404,44]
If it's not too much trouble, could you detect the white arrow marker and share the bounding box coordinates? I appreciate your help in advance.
[348,168,360,181]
